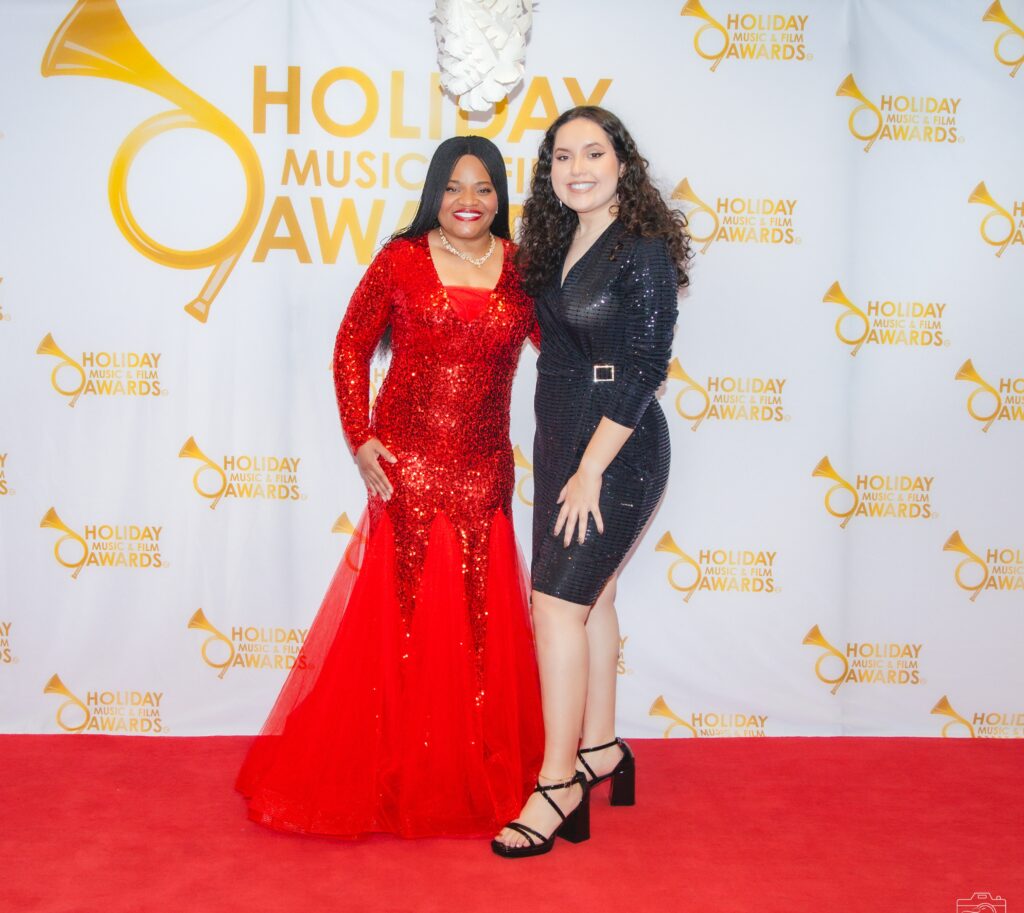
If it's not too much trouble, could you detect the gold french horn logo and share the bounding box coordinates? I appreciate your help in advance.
[513,445,534,507]
[943,530,990,602]
[680,0,730,71]
[836,74,883,152]
[822,282,869,355]
[332,512,357,536]
[671,178,718,254]
[802,624,849,695]
[332,511,365,571]
[41,0,265,322]
[811,456,858,528]
[983,1,1024,77]
[649,694,698,738]
[44,673,91,732]
[40,507,90,578]
[187,608,235,678]
[968,182,1017,258]
[654,531,703,602]
[178,436,227,508]
[930,694,976,738]
[36,333,87,406]
[955,358,1002,432]
[666,358,710,429]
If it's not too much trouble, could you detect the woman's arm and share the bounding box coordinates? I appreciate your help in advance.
[333,246,395,452]
[528,314,542,349]
[333,246,398,499]
[601,236,679,429]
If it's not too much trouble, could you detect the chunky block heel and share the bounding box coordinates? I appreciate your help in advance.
[608,751,635,806]
[557,787,591,842]
[578,737,636,806]
[491,773,590,858]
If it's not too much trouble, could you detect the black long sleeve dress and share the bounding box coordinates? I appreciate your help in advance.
[532,220,679,606]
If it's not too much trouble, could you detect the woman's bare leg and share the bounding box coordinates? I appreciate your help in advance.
[494,589,590,847]
[578,575,624,778]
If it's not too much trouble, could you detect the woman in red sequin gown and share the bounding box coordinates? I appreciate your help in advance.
[235,138,543,838]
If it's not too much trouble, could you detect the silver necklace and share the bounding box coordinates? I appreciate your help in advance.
[438,228,495,267]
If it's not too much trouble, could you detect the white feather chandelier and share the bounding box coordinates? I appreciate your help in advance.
[433,0,533,113]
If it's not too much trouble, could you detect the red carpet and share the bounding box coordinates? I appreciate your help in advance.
[3,735,1021,913]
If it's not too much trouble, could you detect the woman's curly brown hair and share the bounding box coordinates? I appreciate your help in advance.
[517,106,693,296]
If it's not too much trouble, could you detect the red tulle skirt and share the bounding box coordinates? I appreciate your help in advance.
[234,508,543,838]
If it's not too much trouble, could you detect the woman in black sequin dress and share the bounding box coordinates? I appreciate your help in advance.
[493,107,692,856]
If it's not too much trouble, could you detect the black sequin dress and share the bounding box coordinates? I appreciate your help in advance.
[532,221,678,605]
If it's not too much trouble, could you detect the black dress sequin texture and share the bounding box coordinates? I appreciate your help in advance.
[532,221,678,606]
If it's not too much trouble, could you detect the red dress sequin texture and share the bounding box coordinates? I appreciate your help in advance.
[235,234,543,838]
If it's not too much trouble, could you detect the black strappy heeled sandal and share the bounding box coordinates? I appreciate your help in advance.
[490,772,591,858]
[577,737,635,806]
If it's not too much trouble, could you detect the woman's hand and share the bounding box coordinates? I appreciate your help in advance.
[553,462,604,547]
[355,438,397,500]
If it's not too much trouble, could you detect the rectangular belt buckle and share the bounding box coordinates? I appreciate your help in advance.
[593,364,615,382]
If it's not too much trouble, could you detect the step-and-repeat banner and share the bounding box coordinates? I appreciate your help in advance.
[1,0,1022,739]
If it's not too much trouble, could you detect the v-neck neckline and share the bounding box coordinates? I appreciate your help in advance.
[559,220,618,290]
[424,232,507,303]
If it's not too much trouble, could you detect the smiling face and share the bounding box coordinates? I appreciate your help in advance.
[436,154,499,243]
[550,117,624,221]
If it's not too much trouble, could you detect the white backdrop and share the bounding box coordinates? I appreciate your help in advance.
[1,0,1022,739]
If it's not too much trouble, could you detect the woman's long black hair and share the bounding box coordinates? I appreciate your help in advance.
[390,135,512,243]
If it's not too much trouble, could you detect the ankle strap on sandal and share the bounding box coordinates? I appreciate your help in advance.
[577,738,622,780]
[533,773,585,821]
[578,738,620,755]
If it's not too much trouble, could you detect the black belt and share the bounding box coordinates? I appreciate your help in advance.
[537,357,618,383]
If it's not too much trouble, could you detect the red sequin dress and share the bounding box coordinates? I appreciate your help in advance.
[235,234,543,838]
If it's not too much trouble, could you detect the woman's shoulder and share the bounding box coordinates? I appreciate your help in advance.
[379,234,423,257]
[500,237,526,279]
[613,230,677,292]
[617,228,669,258]
[617,230,674,273]
[369,235,425,272]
